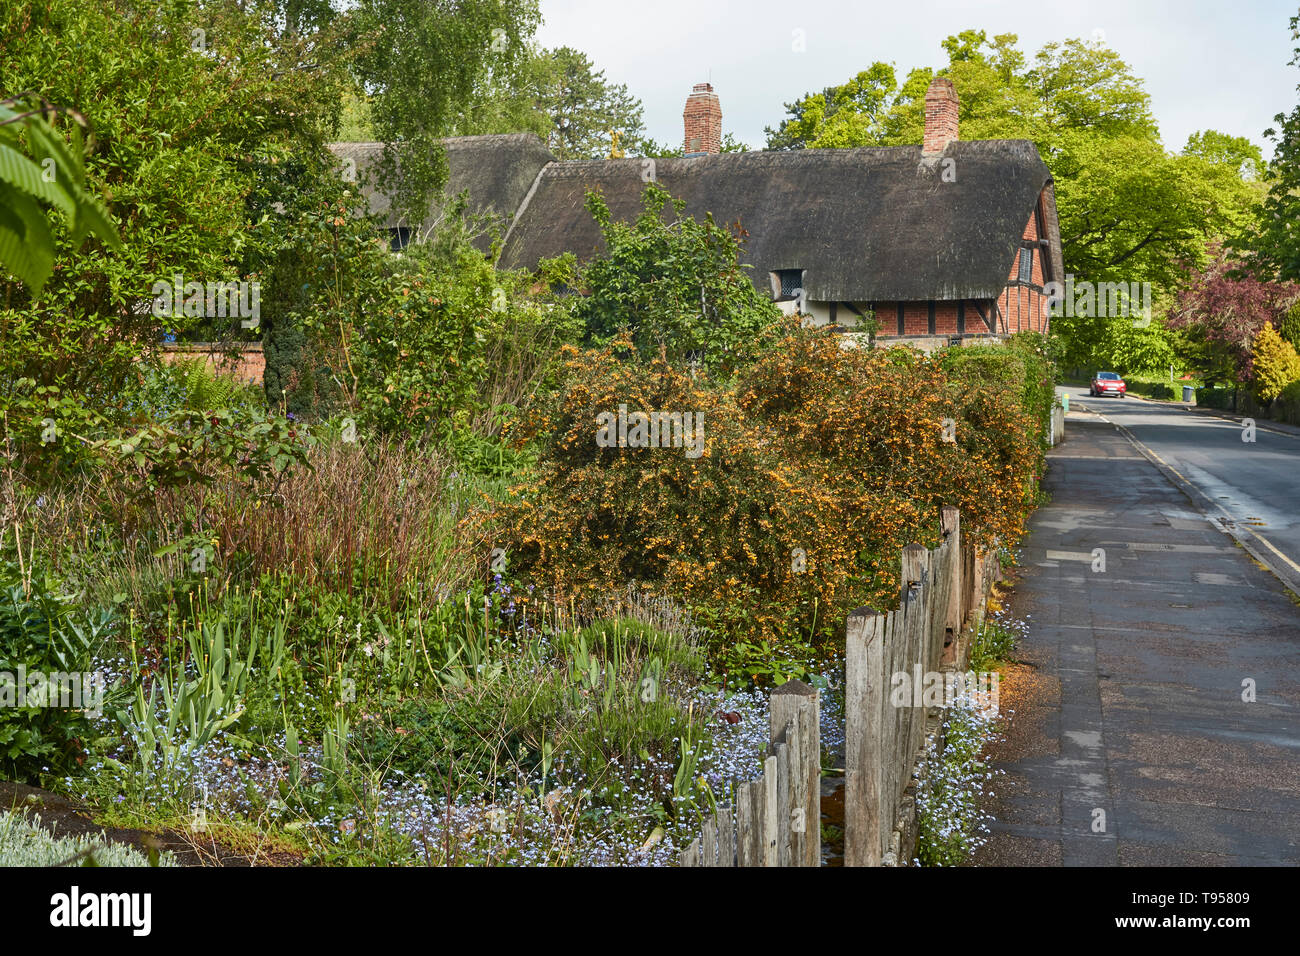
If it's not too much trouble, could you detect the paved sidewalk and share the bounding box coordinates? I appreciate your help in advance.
[973,416,1300,866]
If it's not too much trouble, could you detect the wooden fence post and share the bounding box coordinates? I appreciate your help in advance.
[736,781,757,866]
[940,507,964,667]
[771,679,820,867]
[761,754,779,865]
[844,607,885,866]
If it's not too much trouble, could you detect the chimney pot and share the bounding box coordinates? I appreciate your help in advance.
[683,82,722,156]
[923,76,959,155]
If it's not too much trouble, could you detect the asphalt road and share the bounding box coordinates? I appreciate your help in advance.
[1061,385,1300,593]
[973,409,1300,866]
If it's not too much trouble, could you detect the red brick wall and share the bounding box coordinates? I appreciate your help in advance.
[161,344,264,386]
[903,302,929,335]
[934,301,960,334]
[873,299,991,338]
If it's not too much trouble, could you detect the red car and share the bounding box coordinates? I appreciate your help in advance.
[1090,371,1127,397]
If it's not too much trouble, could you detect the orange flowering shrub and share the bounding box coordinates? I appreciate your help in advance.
[489,324,1043,681]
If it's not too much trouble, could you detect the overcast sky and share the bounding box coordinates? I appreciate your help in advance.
[536,0,1299,159]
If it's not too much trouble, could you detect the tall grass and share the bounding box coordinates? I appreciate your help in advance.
[5,436,502,620]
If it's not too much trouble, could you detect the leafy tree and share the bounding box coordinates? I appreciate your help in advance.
[764,63,902,150]
[455,46,650,159]
[1253,11,1300,281]
[1166,250,1299,384]
[1279,300,1300,351]
[1184,130,1266,181]
[763,31,1259,294]
[1251,322,1300,402]
[0,0,341,402]
[575,183,782,374]
[348,0,541,226]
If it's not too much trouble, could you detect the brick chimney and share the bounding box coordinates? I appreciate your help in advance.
[923,76,959,155]
[683,82,722,156]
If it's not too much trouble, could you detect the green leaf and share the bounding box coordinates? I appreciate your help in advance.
[0,143,75,219]
[0,191,54,293]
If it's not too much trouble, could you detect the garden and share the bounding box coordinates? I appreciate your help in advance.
[0,0,1057,867]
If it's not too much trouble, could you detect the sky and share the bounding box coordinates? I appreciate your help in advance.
[535,0,1299,159]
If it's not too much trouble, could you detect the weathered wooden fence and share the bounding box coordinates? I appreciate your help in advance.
[843,506,999,865]
[679,506,1000,867]
[679,681,820,866]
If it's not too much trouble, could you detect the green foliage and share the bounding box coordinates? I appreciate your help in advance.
[915,699,999,866]
[256,153,386,419]
[140,359,258,416]
[349,0,541,228]
[942,333,1057,446]
[0,560,114,783]
[1126,380,1178,400]
[494,326,1045,680]
[115,612,274,776]
[0,0,341,402]
[1278,301,1300,352]
[1196,385,1237,410]
[765,63,906,150]
[456,45,651,159]
[1252,12,1300,281]
[0,98,120,295]
[1250,323,1300,404]
[1274,379,1300,426]
[350,613,708,807]
[576,183,783,374]
[967,617,1020,673]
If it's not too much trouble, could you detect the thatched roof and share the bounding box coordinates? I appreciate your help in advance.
[330,135,1061,302]
[498,140,1058,302]
[327,134,555,243]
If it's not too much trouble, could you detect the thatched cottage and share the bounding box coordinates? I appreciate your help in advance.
[330,77,1062,349]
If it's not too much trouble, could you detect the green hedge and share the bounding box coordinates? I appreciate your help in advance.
[1197,386,1236,410]
[942,334,1056,445]
[1272,380,1300,426]
[1127,381,1177,400]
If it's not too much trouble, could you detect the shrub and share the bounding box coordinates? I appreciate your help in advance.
[1275,379,1300,426]
[1250,322,1300,404]
[941,334,1056,446]
[0,561,114,783]
[576,183,784,375]
[490,324,1043,680]
[1127,381,1177,400]
[1278,300,1300,352]
[1197,386,1236,410]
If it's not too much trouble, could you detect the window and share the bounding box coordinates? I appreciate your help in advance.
[389,227,411,252]
[774,269,803,299]
[1018,247,1034,283]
